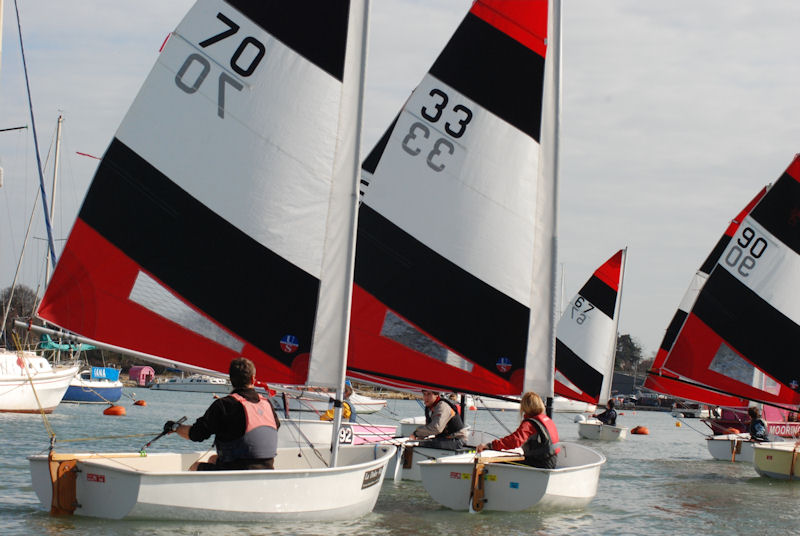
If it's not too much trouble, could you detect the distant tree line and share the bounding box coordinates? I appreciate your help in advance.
[614,334,653,374]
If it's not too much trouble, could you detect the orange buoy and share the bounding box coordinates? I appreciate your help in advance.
[134,399,147,406]
[724,427,740,435]
[631,425,650,435]
[103,405,126,416]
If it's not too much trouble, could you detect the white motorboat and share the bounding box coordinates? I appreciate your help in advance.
[576,418,628,441]
[752,441,800,480]
[150,374,231,394]
[269,387,387,415]
[418,444,606,512]
[0,349,79,413]
[30,445,394,521]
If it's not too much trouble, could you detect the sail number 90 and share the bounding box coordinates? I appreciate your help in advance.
[174,12,265,118]
[724,226,767,277]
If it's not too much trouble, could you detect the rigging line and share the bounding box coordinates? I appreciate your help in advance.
[11,331,55,438]
[645,370,800,414]
[12,0,57,268]
[671,414,711,437]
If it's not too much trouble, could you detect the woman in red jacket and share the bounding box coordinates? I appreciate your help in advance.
[476,391,560,468]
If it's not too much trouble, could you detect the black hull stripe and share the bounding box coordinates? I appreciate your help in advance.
[750,171,800,256]
[354,204,529,377]
[699,235,732,275]
[80,138,319,363]
[555,339,602,399]
[577,276,616,319]
[660,309,688,353]
[429,12,544,141]
[224,0,350,81]
[693,267,800,391]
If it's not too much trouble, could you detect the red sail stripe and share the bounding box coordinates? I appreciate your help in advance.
[787,154,800,182]
[470,0,548,57]
[592,249,623,292]
[39,220,304,385]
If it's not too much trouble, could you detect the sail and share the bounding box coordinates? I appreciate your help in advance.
[647,155,800,407]
[38,0,365,388]
[347,0,556,397]
[554,249,625,405]
[644,186,767,407]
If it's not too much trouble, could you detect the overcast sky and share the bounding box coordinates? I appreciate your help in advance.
[2,1,799,357]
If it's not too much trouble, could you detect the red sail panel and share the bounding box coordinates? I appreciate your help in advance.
[591,249,623,292]
[39,221,305,384]
[470,0,548,56]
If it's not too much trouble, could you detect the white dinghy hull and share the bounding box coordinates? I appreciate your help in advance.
[30,444,395,521]
[577,420,628,441]
[705,433,754,463]
[752,442,800,480]
[418,443,605,511]
[0,351,79,413]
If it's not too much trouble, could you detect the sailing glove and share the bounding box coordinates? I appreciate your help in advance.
[163,420,180,433]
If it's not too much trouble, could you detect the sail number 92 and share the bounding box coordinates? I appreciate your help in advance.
[174,12,265,118]
[724,226,767,277]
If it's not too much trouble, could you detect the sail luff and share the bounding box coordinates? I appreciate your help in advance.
[599,247,626,404]
[524,0,560,398]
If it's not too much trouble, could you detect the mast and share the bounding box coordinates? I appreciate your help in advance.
[601,247,627,404]
[328,0,370,467]
[44,114,63,284]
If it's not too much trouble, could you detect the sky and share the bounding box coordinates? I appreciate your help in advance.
[1,0,800,358]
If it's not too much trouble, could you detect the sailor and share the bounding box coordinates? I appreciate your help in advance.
[477,391,560,469]
[319,380,358,422]
[164,357,280,470]
[592,399,618,425]
[409,389,468,449]
[748,406,768,442]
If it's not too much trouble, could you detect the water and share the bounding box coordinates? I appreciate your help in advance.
[2,389,799,536]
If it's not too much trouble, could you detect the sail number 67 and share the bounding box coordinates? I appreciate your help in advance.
[174,12,265,118]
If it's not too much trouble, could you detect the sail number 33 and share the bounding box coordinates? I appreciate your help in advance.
[175,13,265,118]
[402,88,473,173]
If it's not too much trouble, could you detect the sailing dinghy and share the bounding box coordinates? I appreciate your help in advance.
[28,0,396,521]
[339,0,604,509]
[553,249,629,441]
[645,156,800,468]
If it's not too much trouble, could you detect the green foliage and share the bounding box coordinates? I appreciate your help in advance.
[614,334,644,372]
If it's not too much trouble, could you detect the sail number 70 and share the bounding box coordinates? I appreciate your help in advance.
[174,12,265,118]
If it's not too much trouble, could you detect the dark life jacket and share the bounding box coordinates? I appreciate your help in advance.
[522,414,560,469]
[425,397,465,438]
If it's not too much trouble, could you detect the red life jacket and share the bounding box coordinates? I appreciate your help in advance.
[215,393,278,463]
[521,414,560,468]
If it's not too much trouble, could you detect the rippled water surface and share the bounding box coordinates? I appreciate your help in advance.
[3,389,799,536]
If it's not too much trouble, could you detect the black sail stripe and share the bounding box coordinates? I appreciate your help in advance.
[362,114,399,175]
[577,276,617,319]
[749,172,800,256]
[699,235,733,275]
[80,139,319,364]
[660,309,688,353]
[555,338,603,399]
[693,267,800,390]
[429,12,545,141]
[224,0,350,81]
[354,204,529,377]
